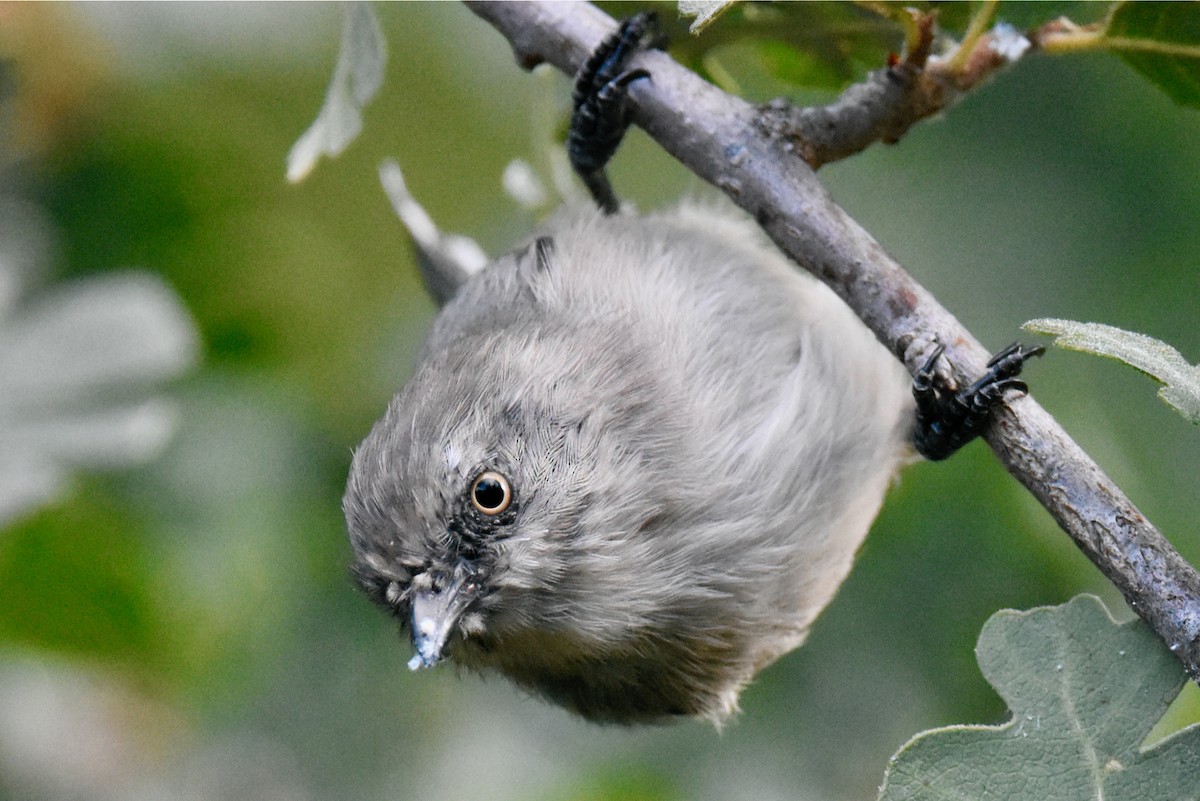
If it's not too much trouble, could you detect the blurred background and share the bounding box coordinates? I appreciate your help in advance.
[0,3,1197,800]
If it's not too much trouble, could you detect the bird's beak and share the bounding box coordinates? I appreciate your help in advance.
[407,565,476,671]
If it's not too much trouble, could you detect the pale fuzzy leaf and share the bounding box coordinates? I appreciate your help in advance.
[1024,318,1192,381]
[0,460,61,529]
[0,272,198,526]
[1024,318,1200,424]
[1160,383,1200,426]
[379,159,487,305]
[4,399,181,466]
[0,658,144,795]
[378,160,487,272]
[678,0,738,34]
[880,595,1198,801]
[0,399,181,527]
[0,197,53,318]
[0,273,199,406]
[501,159,549,210]
[286,2,387,183]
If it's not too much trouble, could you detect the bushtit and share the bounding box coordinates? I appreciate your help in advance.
[343,14,1039,724]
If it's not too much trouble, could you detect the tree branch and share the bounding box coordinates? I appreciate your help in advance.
[464,0,1200,681]
[757,8,1031,169]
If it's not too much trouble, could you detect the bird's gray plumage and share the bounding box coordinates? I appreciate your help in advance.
[344,202,913,724]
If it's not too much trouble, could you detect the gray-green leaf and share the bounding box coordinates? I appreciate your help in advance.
[286,2,387,183]
[879,595,1198,801]
[1023,318,1200,425]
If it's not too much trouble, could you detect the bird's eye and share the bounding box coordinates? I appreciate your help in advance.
[470,470,512,515]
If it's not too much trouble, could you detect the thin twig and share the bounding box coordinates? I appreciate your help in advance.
[464,0,1200,681]
[757,9,1030,168]
[944,0,1001,72]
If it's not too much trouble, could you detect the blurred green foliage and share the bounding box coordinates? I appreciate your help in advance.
[0,489,160,665]
[0,3,1198,800]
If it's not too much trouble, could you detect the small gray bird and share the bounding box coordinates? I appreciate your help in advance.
[343,14,1038,725]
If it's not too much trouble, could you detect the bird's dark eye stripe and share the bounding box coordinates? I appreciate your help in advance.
[470,471,512,515]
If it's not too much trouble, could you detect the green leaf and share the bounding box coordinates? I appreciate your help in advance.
[879,595,1198,801]
[666,2,903,96]
[1103,1,1200,109]
[1023,318,1200,425]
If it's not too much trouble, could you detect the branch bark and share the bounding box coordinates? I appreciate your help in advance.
[464,0,1200,681]
[757,9,1031,169]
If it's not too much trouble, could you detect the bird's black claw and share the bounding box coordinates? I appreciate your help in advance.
[912,342,1044,461]
[567,12,661,214]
